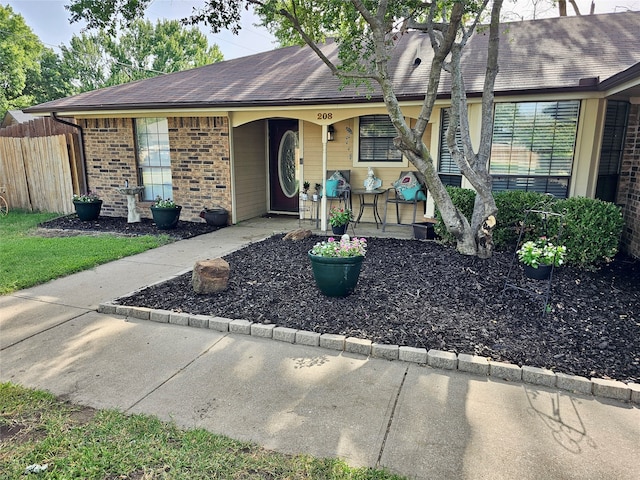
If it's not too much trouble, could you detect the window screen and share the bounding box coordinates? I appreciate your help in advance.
[438,109,463,187]
[135,118,173,201]
[596,100,629,202]
[359,115,403,162]
[490,101,580,198]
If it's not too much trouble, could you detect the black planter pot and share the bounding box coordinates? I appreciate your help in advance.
[203,208,228,226]
[73,200,102,221]
[331,223,348,235]
[524,264,553,280]
[150,205,182,230]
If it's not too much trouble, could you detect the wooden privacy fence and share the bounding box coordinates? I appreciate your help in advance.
[0,117,83,214]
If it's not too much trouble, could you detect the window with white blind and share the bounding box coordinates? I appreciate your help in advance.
[595,100,629,203]
[490,101,580,198]
[135,118,173,201]
[438,109,463,187]
[358,115,404,164]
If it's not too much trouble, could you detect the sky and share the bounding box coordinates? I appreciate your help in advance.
[5,0,640,61]
[5,0,278,60]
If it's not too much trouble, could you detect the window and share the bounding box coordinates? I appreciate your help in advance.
[438,109,463,187]
[595,101,629,203]
[358,115,403,163]
[135,118,173,201]
[490,101,580,198]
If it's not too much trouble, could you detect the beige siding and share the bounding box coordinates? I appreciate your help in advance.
[233,120,267,222]
[301,118,431,225]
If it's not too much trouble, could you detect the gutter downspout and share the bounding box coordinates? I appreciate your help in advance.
[52,112,88,193]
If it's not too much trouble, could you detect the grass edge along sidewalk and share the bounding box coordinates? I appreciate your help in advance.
[0,383,404,479]
[0,212,171,295]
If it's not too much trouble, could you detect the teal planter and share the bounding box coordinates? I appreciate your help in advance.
[73,200,102,221]
[150,205,182,230]
[308,251,364,297]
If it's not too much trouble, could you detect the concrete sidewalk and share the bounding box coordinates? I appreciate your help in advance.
[1,218,638,479]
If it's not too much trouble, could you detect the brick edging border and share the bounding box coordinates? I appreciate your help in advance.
[98,302,640,405]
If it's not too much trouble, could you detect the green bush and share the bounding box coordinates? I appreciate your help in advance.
[551,197,624,268]
[433,188,623,268]
[493,190,551,250]
[434,187,475,245]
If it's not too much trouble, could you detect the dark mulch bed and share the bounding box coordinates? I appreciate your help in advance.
[39,214,220,239]
[39,216,640,383]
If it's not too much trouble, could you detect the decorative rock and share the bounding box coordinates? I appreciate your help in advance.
[629,383,640,405]
[168,312,189,325]
[371,344,399,361]
[489,361,522,382]
[427,349,457,370]
[345,337,372,356]
[400,346,428,364]
[150,309,171,323]
[522,365,556,387]
[229,319,252,335]
[98,303,117,314]
[320,333,346,351]
[188,314,209,329]
[251,323,276,338]
[192,258,230,294]
[591,378,631,401]
[283,228,312,241]
[209,316,231,332]
[273,327,297,343]
[556,372,592,395]
[296,330,321,346]
[129,307,152,320]
[458,353,489,376]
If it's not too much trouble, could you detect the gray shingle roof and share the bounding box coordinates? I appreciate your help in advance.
[27,11,640,114]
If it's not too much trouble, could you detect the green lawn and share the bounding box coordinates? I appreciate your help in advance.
[0,383,403,479]
[0,211,171,294]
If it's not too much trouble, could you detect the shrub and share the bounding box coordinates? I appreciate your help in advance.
[433,188,623,268]
[493,190,551,250]
[551,197,624,268]
[434,187,476,245]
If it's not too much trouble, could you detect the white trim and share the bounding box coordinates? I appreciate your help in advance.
[229,120,237,224]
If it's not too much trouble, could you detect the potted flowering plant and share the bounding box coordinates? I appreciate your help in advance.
[329,206,352,235]
[72,191,102,221]
[517,236,567,280]
[150,196,181,229]
[308,235,367,297]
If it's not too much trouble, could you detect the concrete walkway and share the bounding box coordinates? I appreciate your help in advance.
[1,218,638,480]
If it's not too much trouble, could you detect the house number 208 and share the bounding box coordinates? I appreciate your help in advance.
[317,113,333,120]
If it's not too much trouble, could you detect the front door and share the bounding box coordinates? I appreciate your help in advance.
[269,119,299,212]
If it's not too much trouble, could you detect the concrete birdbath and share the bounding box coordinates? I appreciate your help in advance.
[115,186,145,223]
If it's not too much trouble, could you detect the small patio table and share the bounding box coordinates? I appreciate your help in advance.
[352,188,385,228]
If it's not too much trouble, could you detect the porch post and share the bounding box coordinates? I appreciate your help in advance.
[321,124,328,231]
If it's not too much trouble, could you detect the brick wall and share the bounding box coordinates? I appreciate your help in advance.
[618,103,640,259]
[80,118,137,217]
[168,116,231,222]
[80,116,232,223]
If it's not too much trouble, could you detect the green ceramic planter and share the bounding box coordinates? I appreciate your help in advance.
[150,205,182,230]
[308,251,364,297]
[73,200,102,221]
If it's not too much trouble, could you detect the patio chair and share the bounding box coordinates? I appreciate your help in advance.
[382,170,428,231]
[325,170,351,210]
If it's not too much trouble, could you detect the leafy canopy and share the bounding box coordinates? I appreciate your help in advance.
[0,5,43,116]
